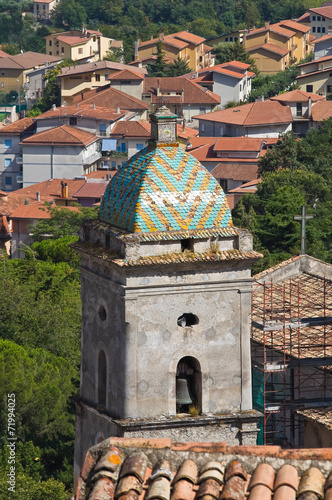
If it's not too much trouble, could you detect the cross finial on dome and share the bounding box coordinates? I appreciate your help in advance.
[150,105,179,147]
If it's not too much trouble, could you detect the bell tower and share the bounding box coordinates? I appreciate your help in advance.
[73,107,261,482]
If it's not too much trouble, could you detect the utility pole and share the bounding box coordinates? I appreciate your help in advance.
[293,205,314,255]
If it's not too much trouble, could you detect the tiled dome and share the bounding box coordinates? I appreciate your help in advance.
[99,145,232,233]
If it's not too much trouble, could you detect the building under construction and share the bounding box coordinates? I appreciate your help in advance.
[251,254,332,447]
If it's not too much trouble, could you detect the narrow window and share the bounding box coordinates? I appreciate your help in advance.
[97,350,107,406]
[95,74,100,82]
[306,85,313,92]
[176,357,202,414]
[69,117,77,126]
[296,103,302,116]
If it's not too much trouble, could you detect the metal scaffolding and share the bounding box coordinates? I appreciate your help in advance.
[251,272,332,446]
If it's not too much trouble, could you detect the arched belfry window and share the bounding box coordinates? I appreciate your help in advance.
[97,350,107,406]
[176,357,202,414]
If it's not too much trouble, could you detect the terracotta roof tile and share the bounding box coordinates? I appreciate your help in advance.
[10,203,79,219]
[172,31,206,45]
[211,163,259,182]
[0,51,61,70]
[109,69,145,81]
[295,406,332,429]
[109,121,197,141]
[0,117,35,135]
[278,19,311,33]
[38,104,126,121]
[174,460,198,484]
[270,89,324,102]
[298,53,332,66]
[72,86,149,110]
[60,61,146,78]
[311,100,332,122]
[21,124,98,146]
[75,439,332,500]
[143,77,220,105]
[309,5,332,21]
[247,43,290,56]
[193,101,292,126]
[214,138,263,152]
[74,180,108,199]
[311,33,332,44]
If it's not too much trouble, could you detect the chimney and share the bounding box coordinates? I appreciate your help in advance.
[76,103,79,109]
[308,96,312,118]
[116,107,120,113]
[195,71,198,78]
[92,103,95,109]
[52,104,56,111]
[134,40,139,60]
[36,191,40,202]
[182,117,186,132]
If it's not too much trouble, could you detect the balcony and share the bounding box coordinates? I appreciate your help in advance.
[102,151,128,158]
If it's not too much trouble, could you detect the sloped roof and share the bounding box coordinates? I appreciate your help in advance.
[21,124,98,146]
[0,51,61,70]
[60,61,146,78]
[0,178,86,217]
[53,35,90,46]
[73,180,108,199]
[10,204,79,219]
[99,145,232,232]
[311,99,332,121]
[0,117,35,135]
[172,31,206,45]
[72,86,149,111]
[0,49,9,57]
[143,77,220,105]
[247,42,290,57]
[214,137,263,152]
[310,5,332,20]
[298,53,332,67]
[270,89,324,102]
[210,162,259,181]
[296,12,311,23]
[278,19,311,33]
[138,31,206,51]
[75,437,332,500]
[193,101,292,126]
[37,104,126,121]
[312,33,332,44]
[108,69,145,81]
[296,406,332,429]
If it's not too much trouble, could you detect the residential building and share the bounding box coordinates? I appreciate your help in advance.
[71,85,150,120]
[193,100,293,138]
[0,117,36,191]
[25,59,64,105]
[73,107,262,473]
[105,120,198,169]
[297,4,332,39]
[74,437,332,498]
[312,33,332,59]
[108,69,146,100]
[20,125,100,187]
[0,51,61,93]
[183,61,255,106]
[227,178,261,210]
[73,178,108,207]
[58,61,147,106]
[136,31,214,71]
[142,77,220,122]
[33,0,58,20]
[244,20,311,74]
[270,89,324,136]
[194,91,332,138]
[44,29,117,63]
[208,30,246,45]
[297,54,332,95]
[35,104,128,138]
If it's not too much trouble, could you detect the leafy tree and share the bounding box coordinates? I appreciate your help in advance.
[214,41,259,75]
[248,64,300,101]
[51,0,87,29]
[166,56,193,76]
[103,47,125,63]
[146,41,169,77]
[29,204,98,241]
[38,60,75,112]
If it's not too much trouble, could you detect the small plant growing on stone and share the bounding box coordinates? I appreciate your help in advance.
[189,405,200,417]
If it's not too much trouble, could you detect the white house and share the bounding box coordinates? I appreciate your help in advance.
[21,124,100,188]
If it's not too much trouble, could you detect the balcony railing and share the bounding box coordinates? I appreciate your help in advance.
[102,151,128,157]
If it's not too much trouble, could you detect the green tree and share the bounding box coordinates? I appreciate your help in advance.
[166,56,193,76]
[146,41,169,77]
[51,0,87,29]
[214,41,259,75]
[29,204,98,241]
[38,60,74,112]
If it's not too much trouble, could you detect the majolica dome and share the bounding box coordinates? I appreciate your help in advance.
[99,107,232,233]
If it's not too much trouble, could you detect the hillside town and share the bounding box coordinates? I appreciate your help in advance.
[0,1,332,499]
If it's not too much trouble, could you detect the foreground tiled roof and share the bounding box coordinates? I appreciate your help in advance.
[72,86,149,111]
[99,145,232,232]
[21,124,98,146]
[75,437,332,500]
[193,101,292,126]
[74,180,108,199]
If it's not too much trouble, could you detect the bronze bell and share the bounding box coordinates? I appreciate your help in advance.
[176,377,193,405]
